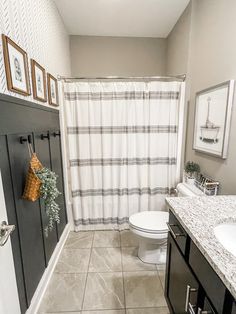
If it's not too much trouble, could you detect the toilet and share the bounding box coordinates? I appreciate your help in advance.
[129,182,205,264]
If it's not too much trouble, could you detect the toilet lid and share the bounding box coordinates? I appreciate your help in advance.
[129,211,169,233]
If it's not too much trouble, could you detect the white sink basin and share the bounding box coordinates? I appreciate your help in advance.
[214,223,236,257]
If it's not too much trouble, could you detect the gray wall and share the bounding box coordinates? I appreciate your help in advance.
[70,36,167,76]
[167,0,236,194]
[166,4,192,76]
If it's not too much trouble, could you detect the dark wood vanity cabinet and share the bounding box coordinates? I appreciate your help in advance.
[0,94,68,313]
[232,302,236,314]
[166,233,199,313]
[165,210,235,314]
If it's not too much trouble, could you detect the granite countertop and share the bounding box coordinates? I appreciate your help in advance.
[165,195,236,299]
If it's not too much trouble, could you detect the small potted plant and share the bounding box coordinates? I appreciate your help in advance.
[184,161,200,185]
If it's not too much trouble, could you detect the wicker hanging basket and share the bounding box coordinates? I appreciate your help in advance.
[22,152,43,202]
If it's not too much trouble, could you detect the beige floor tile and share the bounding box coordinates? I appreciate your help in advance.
[127,307,169,314]
[82,311,125,314]
[83,272,125,310]
[93,231,120,248]
[156,263,166,271]
[64,231,94,249]
[120,230,139,247]
[124,271,167,308]
[157,269,166,289]
[122,247,156,271]
[39,312,81,314]
[38,273,86,312]
[89,247,122,272]
[55,248,91,273]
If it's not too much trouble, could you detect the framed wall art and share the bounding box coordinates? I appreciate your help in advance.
[2,34,30,95]
[47,73,58,106]
[193,80,235,159]
[31,59,47,102]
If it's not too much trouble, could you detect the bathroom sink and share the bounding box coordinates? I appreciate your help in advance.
[214,223,236,257]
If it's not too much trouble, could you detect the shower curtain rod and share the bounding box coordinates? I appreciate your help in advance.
[57,74,186,82]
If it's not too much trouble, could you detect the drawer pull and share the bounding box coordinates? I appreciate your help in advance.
[167,222,185,239]
[189,302,196,314]
[185,285,198,312]
[197,308,213,314]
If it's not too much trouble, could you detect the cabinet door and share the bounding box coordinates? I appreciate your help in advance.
[34,131,58,265]
[49,131,67,238]
[165,233,199,314]
[232,301,236,314]
[197,296,216,314]
[7,133,46,304]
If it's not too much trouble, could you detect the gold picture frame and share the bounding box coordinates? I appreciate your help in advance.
[31,59,47,102]
[2,34,31,96]
[47,73,58,106]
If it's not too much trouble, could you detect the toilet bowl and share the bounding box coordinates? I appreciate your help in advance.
[129,182,205,264]
[129,211,169,264]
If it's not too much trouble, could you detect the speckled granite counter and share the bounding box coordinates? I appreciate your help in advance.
[166,195,236,299]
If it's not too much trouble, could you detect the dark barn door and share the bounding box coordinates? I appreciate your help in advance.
[7,133,46,303]
[0,135,28,312]
[34,131,58,265]
[0,94,67,312]
[49,131,67,238]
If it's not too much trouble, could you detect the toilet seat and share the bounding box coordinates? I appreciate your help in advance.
[129,211,169,234]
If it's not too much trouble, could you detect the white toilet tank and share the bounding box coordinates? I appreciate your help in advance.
[176,182,205,197]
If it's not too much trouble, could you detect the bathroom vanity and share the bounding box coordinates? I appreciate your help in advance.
[165,196,236,314]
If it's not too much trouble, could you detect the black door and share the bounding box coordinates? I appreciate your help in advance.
[34,131,58,265]
[165,233,199,314]
[0,135,28,312]
[7,133,46,304]
[49,131,67,238]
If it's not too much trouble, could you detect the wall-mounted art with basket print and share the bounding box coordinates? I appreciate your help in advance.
[47,73,58,106]
[31,59,47,102]
[2,34,31,96]
[193,80,235,159]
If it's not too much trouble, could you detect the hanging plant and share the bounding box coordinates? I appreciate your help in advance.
[36,167,61,237]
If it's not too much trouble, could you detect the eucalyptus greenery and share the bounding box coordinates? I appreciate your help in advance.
[36,167,61,237]
[184,161,200,178]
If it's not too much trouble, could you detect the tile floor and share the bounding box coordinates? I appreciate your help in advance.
[38,230,169,314]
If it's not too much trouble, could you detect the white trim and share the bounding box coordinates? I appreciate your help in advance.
[176,82,186,182]
[26,223,70,314]
[222,80,235,158]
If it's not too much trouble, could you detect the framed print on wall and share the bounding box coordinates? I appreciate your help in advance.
[31,59,47,102]
[2,34,30,96]
[47,73,58,106]
[193,80,235,159]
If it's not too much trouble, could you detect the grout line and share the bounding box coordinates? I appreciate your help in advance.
[80,231,95,311]
[120,231,127,314]
[53,269,162,275]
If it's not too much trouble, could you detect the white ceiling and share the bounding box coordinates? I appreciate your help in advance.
[54,0,190,38]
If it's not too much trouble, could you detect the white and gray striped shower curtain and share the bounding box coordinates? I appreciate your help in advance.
[62,81,184,230]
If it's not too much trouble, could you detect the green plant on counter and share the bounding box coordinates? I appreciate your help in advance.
[36,167,61,237]
[184,161,200,178]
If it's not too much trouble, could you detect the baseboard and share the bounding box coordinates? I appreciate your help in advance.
[26,223,70,314]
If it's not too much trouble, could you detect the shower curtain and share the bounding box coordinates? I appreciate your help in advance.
[62,80,185,230]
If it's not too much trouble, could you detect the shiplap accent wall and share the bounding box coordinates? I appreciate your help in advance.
[0,0,71,107]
